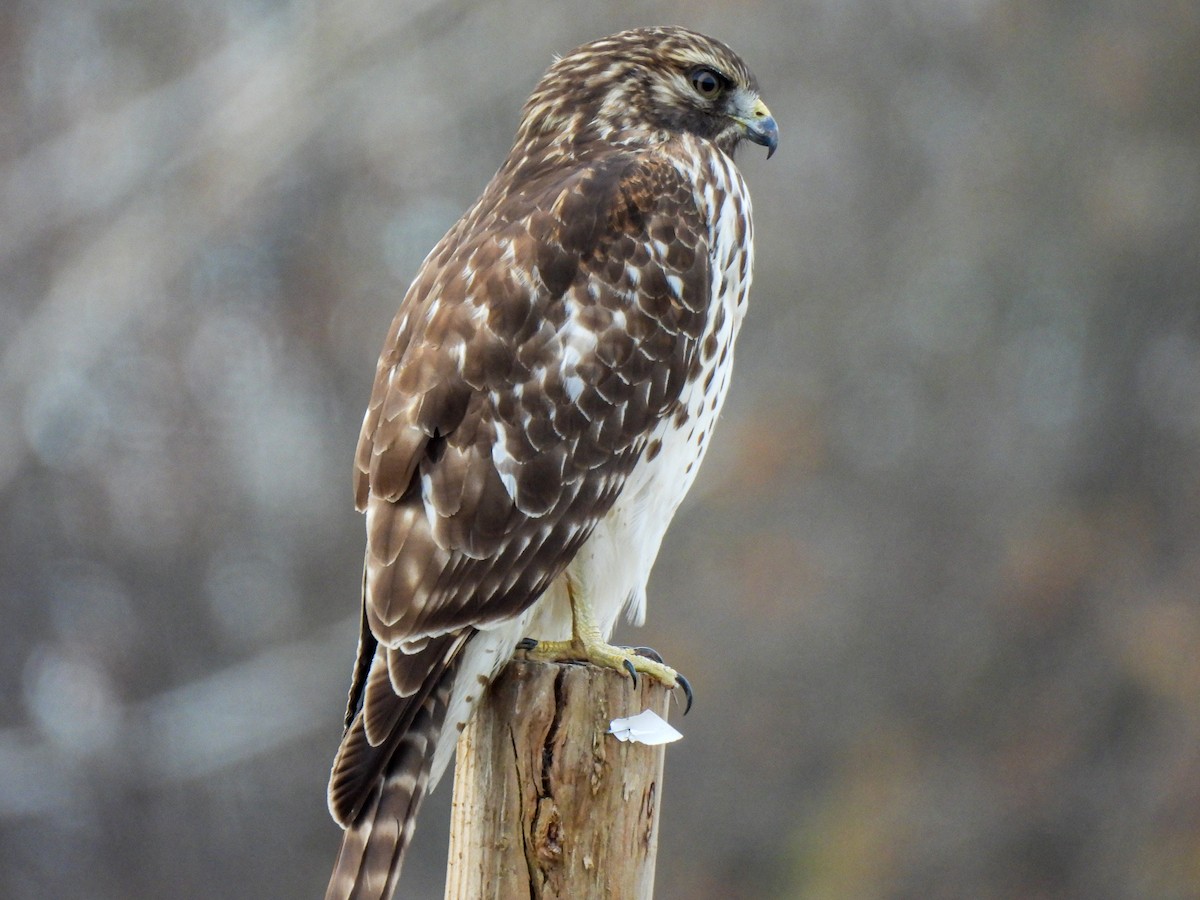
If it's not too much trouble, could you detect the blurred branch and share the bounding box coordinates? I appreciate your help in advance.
[0,614,356,822]
[0,0,485,490]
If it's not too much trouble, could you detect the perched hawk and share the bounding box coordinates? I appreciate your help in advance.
[326,26,776,899]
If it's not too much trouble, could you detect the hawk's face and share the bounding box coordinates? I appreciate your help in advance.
[516,26,778,161]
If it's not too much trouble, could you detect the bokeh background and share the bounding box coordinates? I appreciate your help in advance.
[3,0,1199,897]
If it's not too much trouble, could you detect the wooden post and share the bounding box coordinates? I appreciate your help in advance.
[445,659,673,899]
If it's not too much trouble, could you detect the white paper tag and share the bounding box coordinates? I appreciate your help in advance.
[608,709,682,745]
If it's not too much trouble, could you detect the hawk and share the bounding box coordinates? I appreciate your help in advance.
[326,26,776,899]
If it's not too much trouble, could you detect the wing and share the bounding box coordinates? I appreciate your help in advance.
[328,145,713,832]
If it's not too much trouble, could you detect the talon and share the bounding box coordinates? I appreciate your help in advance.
[675,673,694,715]
[629,646,664,664]
[622,658,639,687]
[516,637,538,651]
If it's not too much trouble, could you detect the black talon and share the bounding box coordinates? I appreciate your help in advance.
[675,673,694,715]
[516,637,538,651]
[629,646,664,664]
[622,658,639,687]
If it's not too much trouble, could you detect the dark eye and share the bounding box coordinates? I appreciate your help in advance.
[690,67,724,99]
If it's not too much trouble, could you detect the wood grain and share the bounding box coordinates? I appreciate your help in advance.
[445,659,674,899]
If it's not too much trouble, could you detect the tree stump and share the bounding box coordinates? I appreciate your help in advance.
[445,659,673,899]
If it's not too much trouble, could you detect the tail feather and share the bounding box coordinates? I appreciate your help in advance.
[329,632,466,827]
[325,667,455,900]
[326,614,536,897]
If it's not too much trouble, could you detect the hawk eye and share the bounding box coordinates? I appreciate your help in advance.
[690,67,724,99]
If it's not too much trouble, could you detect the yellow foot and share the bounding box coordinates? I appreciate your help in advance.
[516,637,693,713]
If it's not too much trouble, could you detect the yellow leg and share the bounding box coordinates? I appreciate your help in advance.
[518,576,692,711]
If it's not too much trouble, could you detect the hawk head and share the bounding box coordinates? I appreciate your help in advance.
[516,26,778,161]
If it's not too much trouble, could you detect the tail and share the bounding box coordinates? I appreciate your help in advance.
[325,669,454,900]
[324,614,532,898]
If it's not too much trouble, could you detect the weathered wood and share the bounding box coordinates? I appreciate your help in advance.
[445,659,673,900]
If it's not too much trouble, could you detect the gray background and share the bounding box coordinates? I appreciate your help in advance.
[2,0,1198,897]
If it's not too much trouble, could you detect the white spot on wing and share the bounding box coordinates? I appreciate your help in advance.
[556,312,599,404]
[491,421,518,500]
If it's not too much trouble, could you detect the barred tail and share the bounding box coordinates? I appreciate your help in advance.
[325,673,454,900]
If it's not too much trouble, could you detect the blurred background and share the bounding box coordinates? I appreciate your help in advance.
[2,0,1198,897]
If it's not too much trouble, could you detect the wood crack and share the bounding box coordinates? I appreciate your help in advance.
[511,725,539,900]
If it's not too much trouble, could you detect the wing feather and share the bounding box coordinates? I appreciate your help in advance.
[351,149,710,647]
[330,141,716,863]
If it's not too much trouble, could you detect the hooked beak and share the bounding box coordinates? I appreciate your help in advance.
[738,97,779,158]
